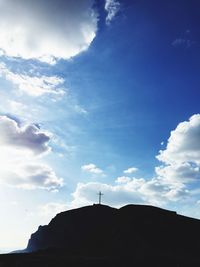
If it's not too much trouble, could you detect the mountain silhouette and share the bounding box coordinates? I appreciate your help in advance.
[1,204,200,266]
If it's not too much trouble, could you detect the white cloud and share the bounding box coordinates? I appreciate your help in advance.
[156,114,200,185]
[0,115,63,191]
[115,176,131,184]
[157,114,200,165]
[71,181,144,207]
[105,0,120,24]
[71,176,189,208]
[0,115,51,155]
[0,0,97,63]
[156,162,200,183]
[123,167,138,174]
[69,115,200,209]
[6,163,64,191]
[0,63,65,96]
[139,177,189,203]
[81,163,104,175]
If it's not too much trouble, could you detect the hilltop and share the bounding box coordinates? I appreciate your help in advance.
[1,204,200,266]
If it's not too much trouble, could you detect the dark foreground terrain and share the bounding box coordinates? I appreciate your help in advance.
[1,204,200,266]
[1,251,200,267]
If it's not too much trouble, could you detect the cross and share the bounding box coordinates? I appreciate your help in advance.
[97,191,104,204]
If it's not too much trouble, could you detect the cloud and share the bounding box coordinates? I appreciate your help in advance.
[69,115,200,209]
[115,176,132,184]
[105,0,120,24]
[0,0,97,63]
[138,177,188,202]
[73,105,88,115]
[71,181,145,207]
[123,167,138,174]
[0,115,63,191]
[0,63,65,96]
[6,163,64,191]
[155,114,200,187]
[156,163,200,183]
[7,100,27,113]
[81,163,104,175]
[71,176,189,208]
[0,115,51,155]
[172,38,193,48]
[157,114,200,165]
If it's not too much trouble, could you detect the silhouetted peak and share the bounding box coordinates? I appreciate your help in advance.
[25,202,200,266]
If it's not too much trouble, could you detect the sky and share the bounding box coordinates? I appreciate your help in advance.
[0,0,200,251]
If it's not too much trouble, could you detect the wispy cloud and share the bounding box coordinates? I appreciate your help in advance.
[0,63,65,96]
[123,167,138,174]
[73,105,88,115]
[115,176,132,184]
[105,0,120,25]
[172,38,193,48]
[172,30,194,49]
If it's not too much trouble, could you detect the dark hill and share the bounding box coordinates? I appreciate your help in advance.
[2,204,200,266]
[25,204,200,263]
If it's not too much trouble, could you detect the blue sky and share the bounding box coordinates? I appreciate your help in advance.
[0,0,200,251]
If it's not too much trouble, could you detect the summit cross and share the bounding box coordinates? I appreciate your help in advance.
[98,191,104,204]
